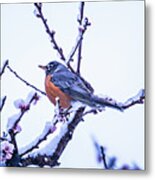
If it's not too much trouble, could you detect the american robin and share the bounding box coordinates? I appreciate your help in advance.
[39,61,122,111]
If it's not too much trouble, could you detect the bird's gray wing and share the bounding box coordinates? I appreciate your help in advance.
[51,70,92,103]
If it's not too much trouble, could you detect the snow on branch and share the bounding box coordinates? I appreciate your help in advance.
[0,92,40,166]
[7,63,46,96]
[20,106,85,167]
[83,89,145,116]
[19,121,56,157]
[7,92,40,132]
[34,3,66,61]
[121,89,145,109]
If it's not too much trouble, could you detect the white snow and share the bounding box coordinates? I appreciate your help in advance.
[29,122,68,157]
[13,91,38,109]
[14,99,26,109]
[19,121,55,155]
[7,113,22,130]
[28,105,80,157]
[25,91,36,103]
[124,89,144,106]
[133,89,145,101]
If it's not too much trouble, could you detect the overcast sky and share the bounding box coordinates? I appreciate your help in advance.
[1,0,144,169]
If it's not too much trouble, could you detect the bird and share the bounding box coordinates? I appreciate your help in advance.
[39,61,122,111]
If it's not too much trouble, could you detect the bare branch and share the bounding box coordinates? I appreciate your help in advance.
[0,60,9,78]
[100,146,108,169]
[77,1,85,74]
[67,2,91,74]
[34,3,66,61]
[83,108,98,116]
[0,96,7,112]
[7,65,46,96]
[77,2,85,25]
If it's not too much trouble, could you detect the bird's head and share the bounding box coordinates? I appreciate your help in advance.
[38,61,63,75]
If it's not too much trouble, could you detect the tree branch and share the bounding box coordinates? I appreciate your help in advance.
[67,2,91,75]
[7,65,46,96]
[8,93,39,133]
[77,2,85,74]
[83,89,145,115]
[122,89,145,109]
[20,107,85,167]
[34,3,66,61]
[0,96,7,112]
[20,122,55,157]
[0,60,9,78]
[100,146,108,169]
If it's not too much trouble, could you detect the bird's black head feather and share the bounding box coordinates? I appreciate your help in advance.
[45,61,65,75]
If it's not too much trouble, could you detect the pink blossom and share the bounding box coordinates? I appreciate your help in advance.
[13,124,22,134]
[14,99,29,112]
[0,141,14,162]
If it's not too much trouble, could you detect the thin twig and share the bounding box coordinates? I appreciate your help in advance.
[67,2,91,73]
[0,96,7,112]
[77,2,85,74]
[7,65,46,96]
[15,93,38,130]
[7,93,39,137]
[68,36,83,64]
[100,146,108,169]
[7,93,39,157]
[0,60,9,78]
[83,108,98,116]
[34,3,66,61]
[9,129,19,154]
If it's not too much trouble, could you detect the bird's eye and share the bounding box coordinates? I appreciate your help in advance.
[47,64,53,70]
[50,64,54,68]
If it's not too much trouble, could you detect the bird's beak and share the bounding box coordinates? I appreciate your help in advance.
[38,65,47,70]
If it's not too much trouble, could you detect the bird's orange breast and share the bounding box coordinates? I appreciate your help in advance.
[45,75,71,108]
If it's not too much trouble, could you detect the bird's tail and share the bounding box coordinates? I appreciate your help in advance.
[89,94,123,111]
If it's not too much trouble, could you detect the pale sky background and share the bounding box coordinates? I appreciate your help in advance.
[1,0,144,169]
